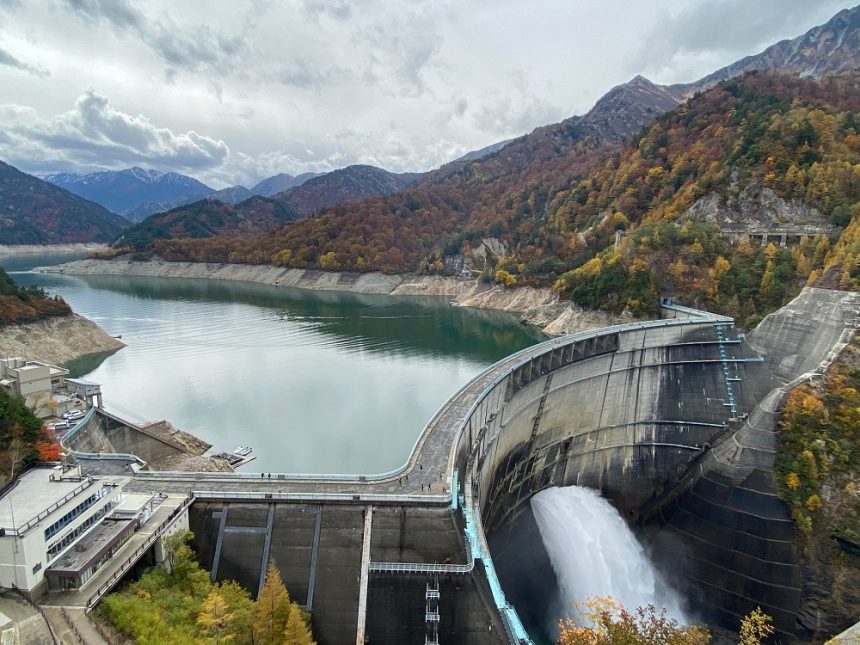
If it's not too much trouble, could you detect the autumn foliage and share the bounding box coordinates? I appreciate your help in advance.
[0,387,55,481]
[0,267,70,327]
[137,71,860,323]
[99,532,315,644]
[557,596,710,645]
[35,436,61,461]
[776,335,860,540]
[556,597,780,645]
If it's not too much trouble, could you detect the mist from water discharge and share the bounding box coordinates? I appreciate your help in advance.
[531,485,687,626]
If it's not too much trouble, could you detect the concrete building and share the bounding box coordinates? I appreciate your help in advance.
[0,465,126,597]
[0,357,71,418]
[65,378,103,409]
[44,516,138,591]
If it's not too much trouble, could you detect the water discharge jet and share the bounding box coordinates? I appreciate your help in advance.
[532,486,687,631]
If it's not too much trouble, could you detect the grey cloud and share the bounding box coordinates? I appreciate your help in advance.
[473,75,565,137]
[364,9,443,96]
[302,0,352,22]
[62,0,245,75]
[273,58,350,88]
[0,90,228,173]
[150,30,243,71]
[0,45,49,77]
[64,0,144,31]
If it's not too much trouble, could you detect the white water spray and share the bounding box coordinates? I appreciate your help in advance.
[531,486,687,626]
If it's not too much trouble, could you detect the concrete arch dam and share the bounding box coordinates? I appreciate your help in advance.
[121,287,858,644]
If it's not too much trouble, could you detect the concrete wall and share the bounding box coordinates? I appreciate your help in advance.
[449,315,801,641]
[460,321,769,530]
[65,410,184,464]
[649,289,859,641]
[137,291,854,642]
[453,290,855,642]
[189,501,503,645]
[191,502,366,645]
[367,572,506,645]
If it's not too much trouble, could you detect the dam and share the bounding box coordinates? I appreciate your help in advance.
[59,287,859,643]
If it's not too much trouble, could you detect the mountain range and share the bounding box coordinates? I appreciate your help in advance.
[46,168,326,223]
[45,167,213,218]
[2,5,859,252]
[152,69,860,316]
[115,165,421,249]
[0,160,127,244]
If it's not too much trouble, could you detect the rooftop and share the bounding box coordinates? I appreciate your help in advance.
[65,378,99,387]
[113,493,153,516]
[45,517,135,575]
[0,467,94,532]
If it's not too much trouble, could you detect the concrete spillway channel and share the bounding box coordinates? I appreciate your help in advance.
[82,287,857,644]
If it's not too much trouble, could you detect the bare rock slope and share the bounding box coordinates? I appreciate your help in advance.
[0,314,124,365]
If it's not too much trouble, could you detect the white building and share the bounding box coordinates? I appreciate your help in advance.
[0,357,71,418]
[0,465,126,597]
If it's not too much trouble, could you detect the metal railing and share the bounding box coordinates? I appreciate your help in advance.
[85,494,193,611]
[60,407,148,466]
[369,561,473,574]
[8,586,60,644]
[191,490,448,505]
[59,406,97,448]
[5,477,96,536]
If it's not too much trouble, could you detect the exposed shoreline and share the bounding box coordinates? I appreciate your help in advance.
[0,243,108,255]
[41,257,635,335]
[0,314,125,366]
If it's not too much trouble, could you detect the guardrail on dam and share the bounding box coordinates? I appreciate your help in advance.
[97,288,858,644]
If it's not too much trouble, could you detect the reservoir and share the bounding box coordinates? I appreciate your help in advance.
[1,252,544,473]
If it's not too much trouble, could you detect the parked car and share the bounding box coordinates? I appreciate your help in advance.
[64,409,84,420]
[51,421,72,431]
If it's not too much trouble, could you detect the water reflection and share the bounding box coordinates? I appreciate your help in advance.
[2,254,544,473]
[55,273,546,363]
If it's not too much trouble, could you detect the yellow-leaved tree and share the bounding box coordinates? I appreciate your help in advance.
[197,587,233,644]
[284,602,315,645]
[254,560,292,645]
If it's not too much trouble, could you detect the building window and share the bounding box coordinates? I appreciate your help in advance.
[44,486,112,541]
[45,500,117,562]
[32,562,42,574]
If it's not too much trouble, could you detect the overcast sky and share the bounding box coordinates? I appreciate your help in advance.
[0,0,854,188]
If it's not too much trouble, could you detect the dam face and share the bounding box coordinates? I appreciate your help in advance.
[472,323,772,530]
[120,288,858,644]
[453,312,778,637]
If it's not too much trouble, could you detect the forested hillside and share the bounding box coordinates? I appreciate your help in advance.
[113,196,298,251]
[147,72,859,325]
[0,160,128,244]
[117,165,418,250]
[0,267,70,326]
